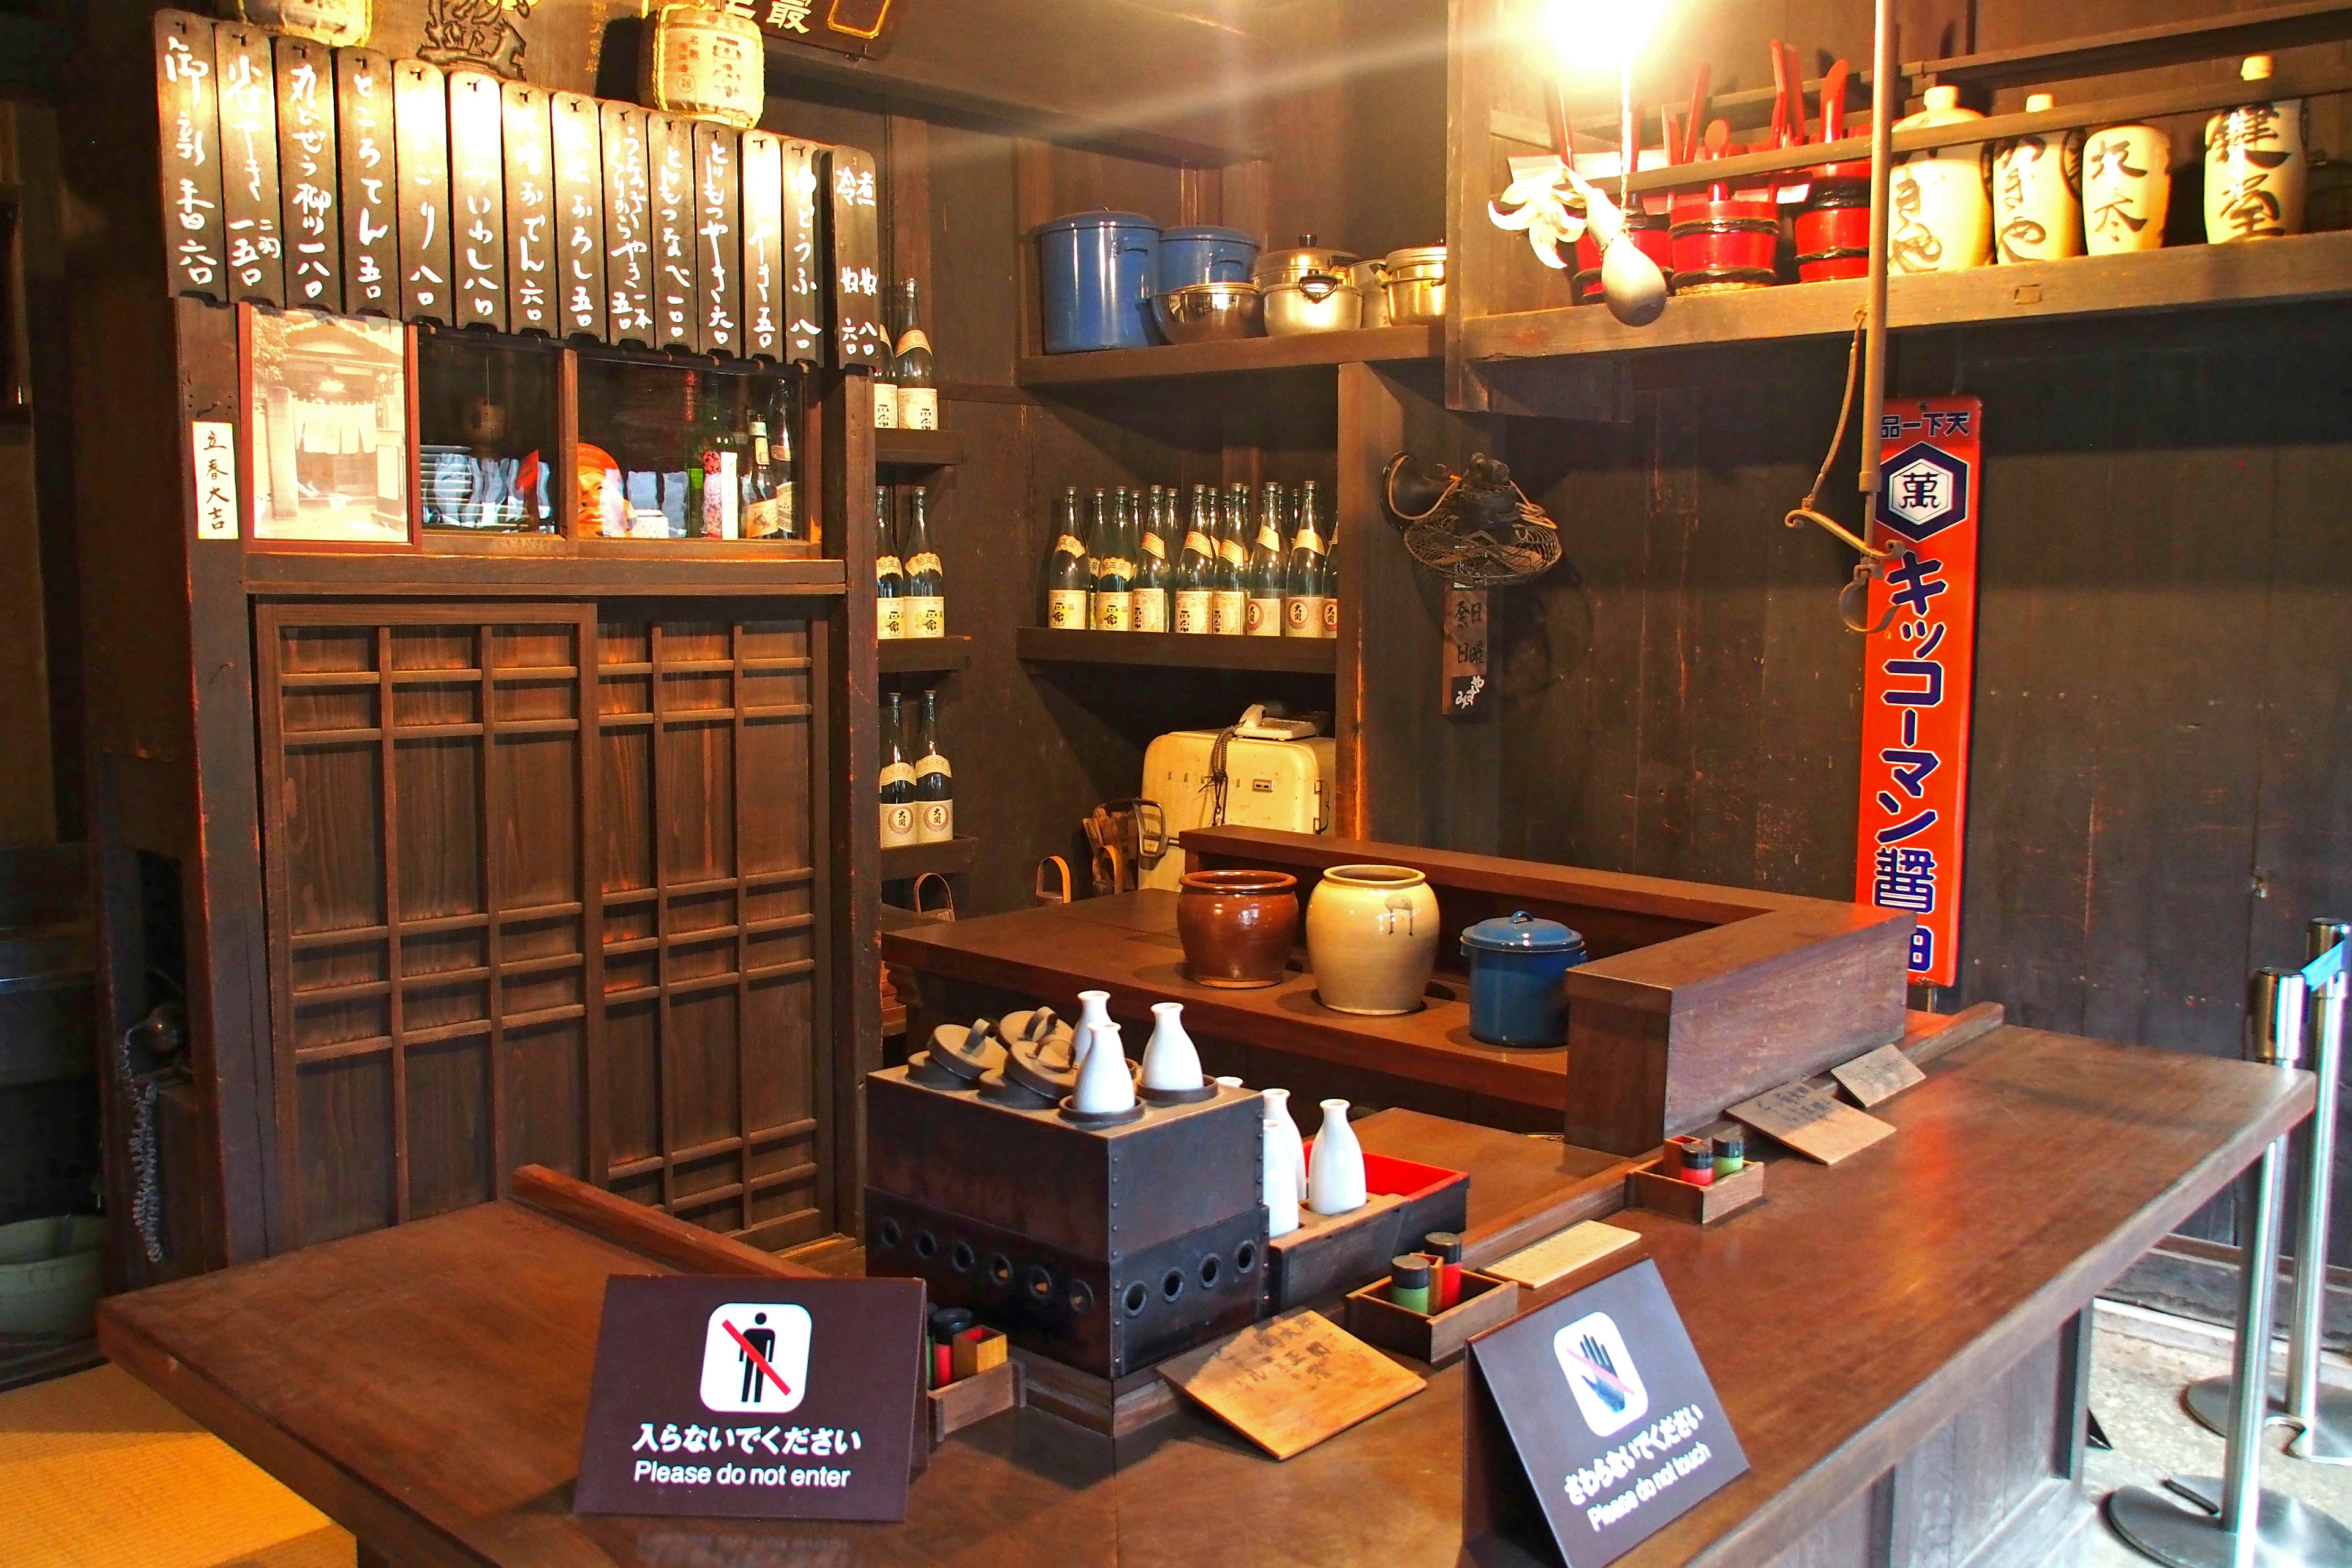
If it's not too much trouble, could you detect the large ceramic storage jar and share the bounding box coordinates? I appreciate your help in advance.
[1381,246,1447,325]
[1033,210,1163,353]
[2082,124,2171,254]
[1890,85,1991,273]
[1176,869,1298,989]
[1306,865,1440,1016]
[1254,236,1362,336]
[1991,95,2084,263]
[2205,56,2306,243]
[1461,911,1588,1049]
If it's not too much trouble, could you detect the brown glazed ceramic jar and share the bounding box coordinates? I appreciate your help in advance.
[1177,869,1300,988]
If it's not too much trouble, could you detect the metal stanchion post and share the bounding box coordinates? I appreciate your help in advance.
[2187,921,2351,1460]
[2108,970,2352,1567]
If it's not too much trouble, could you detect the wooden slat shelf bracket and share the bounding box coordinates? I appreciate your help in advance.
[878,635,973,675]
[1016,627,1338,675]
[881,835,981,882]
[1017,323,1439,388]
[874,429,967,468]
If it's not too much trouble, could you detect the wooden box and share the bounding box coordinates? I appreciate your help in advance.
[1624,1158,1767,1224]
[1344,1268,1521,1366]
[1267,1152,1469,1310]
[927,1355,1023,1447]
[1183,828,1913,1155]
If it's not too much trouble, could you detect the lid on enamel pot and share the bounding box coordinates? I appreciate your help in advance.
[1460,910,1586,954]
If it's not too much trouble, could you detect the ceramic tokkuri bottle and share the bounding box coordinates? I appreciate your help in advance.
[1262,1114,1302,1237]
[2082,122,2172,255]
[1261,1086,1308,1200]
[1306,1098,1367,1216]
[1071,1020,1136,1116]
[1073,989,1114,1069]
[1139,1001,1205,1095]
[1889,85,1991,274]
[2205,55,2307,243]
[1991,94,2084,263]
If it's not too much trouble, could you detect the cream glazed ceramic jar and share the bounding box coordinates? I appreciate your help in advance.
[1991,94,2083,262]
[2082,123,2172,254]
[1890,85,1991,273]
[1306,864,1440,1016]
[2205,55,2307,243]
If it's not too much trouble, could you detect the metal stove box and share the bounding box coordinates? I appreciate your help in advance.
[864,1066,1268,1379]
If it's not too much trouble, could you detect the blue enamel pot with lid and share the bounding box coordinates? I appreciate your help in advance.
[1032,209,1163,352]
[1461,911,1587,1048]
[1157,225,1260,292]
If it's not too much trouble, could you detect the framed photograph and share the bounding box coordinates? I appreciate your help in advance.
[243,304,417,547]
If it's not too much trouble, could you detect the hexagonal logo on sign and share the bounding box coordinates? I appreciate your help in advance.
[1875,443,1970,543]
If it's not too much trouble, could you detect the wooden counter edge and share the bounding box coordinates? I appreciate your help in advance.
[510,1164,826,1280]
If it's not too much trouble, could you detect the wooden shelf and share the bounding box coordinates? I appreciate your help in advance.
[874,429,966,468]
[242,549,849,598]
[881,835,981,881]
[878,635,972,674]
[1016,627,1338,674]
[1017,323,1438,387]
[1463,230,2352,368]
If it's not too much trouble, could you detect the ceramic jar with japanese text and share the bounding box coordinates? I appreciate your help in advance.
[2205,56,2307,243]
[1305,865,1439,1016]
[1890,86,1991,274]
[1991,94,2083,263]
[2082,124,2172,254]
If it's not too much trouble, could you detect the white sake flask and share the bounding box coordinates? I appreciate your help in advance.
[1071,1019,1135,1115]
[1261,1086,1307,1198]
[1306,1098,1367,1216]
[1262,1114,1301,1237]
[1139,1001,1205,1093]
[1073,989,1114,1069]
[2204,55,2306,243]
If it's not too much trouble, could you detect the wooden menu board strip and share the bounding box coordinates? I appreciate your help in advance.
[333,46,397,318]
[821,145,885,372]
[783,140,823,366]
[156,11,225,302]
[1156,1311,1425,1461]
[393,58,450,325]
[1727,1081,1895,1165]
[741,130,785,361]
[599,101,652,347]
[273,34,339,310]
[500,81,555,337]
[695,123,742,360]
[648,111,697,352]
[214,23,283,306]
[447,71,507,333]
[549,91,604,342]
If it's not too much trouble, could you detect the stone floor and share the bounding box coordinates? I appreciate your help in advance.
[2083,1300,2352,1566]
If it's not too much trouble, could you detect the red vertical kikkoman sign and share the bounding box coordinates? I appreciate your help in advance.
[1854,396,1981,988]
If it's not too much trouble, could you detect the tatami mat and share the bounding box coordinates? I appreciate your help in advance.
[0,1363,353,1568]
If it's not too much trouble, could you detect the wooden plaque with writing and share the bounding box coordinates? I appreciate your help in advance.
[1829,1042,1927,1109]
[214,23,284,306]
[693,122,742,360]
[782,139,822,366]
[740,130,785,361]
[155,11,226,301]
[648,111,698,352]
[447,72,507,333]
[599,101,652,346]
[549,91,604,341]
[1156,1311,1424,1461]
[1727,1081,1895,1164]
[333,47,398,317]
[501,81,555,336]
[392,58,451,325]
[820,145,883,372]
[273,36,339,309]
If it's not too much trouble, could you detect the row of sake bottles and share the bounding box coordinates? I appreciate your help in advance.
[880,687,954,850]
[874,484,946,641]
[1042,480,1338,638]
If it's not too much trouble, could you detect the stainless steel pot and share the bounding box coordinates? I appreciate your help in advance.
[1348,260,1390,326]
[1251,235,1360,288]
[1253,235,1362,334]
[1381,245,1446,326]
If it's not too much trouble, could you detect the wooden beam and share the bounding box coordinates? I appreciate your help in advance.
[1915,0,2352,93]
[510,1164,825,1276]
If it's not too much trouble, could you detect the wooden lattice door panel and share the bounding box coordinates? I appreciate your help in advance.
[256,605,603,1248]
[596,612,828,1251]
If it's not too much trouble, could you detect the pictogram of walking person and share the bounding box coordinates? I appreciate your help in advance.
[738,1311,778,1403]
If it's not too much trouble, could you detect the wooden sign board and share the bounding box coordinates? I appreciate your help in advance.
[447,71,507,332]
[1830,1042,1927,1109]
[1488,1221,1640,1292]
[648,111,698,352]
[549,91,604,341]
[333,47,398,317]
[273,35,339,309]
[783,140,823,366]
[501,82,555,336]
[1444,586,1490,718]
[694,122,742,359]
[156,11,226,301]
[1155,1310,1423,1461]
[393,58,450,325]
[1727,1080,1894,1165]
[214,23,284,306]
[820,145,884,372]
[600,102,653,346]
[741,130,785,361]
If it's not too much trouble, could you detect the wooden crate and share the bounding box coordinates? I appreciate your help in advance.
[1625,1158,1767,1224]
[927,1357,1022,1447]
[1344,1268,1521,1366]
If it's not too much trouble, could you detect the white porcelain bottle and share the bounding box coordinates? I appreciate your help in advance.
[1073,989,1114,1069]
[1261,1086,1307,1199]
[1890,85,1991,273]
[1139,1001,1205,1093]
[2082,123,2172,255]
[1262,1115,1301,1237]
[1306,1098,1367,1216]
[1071,1020,1135,1115]
[2205,55,2306,243]
[1991,94,2083,263]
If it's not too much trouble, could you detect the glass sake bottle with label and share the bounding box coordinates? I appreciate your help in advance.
[1093,489,1134,631]
[874,485,905,641]
[1173,484,1216,635]
[901,487,945,638]
[913,687,954,843]
[879,691,918,848]
[892,279,938,431]
[871,286,899,430]
[1045,486,1089,630]
[1210,484,1248,635]
[1318,510,1339,638]
[742,404,785,540]
[1284,480,1328,636]
[1245,481,1287,636]
[1084,489,1109,628]
[1133,484,1171,633]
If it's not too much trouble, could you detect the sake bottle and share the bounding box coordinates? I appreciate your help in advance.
[1317,510,1340,638]
[1045,486,1089,630]
[901,487,945,638]
[1093,489,1134,631]
[879,691,918,848]
[1133,484,1172,633]
[871,286,899,429]
[873,486,905,641]
[912,687,953,843]
[1173,484,1215,635]
[1245,481,1286,636]
[891,279,937,430]
[1284,480,1328,637]
[1084,488,1108,627]
[1210,484,1247,636]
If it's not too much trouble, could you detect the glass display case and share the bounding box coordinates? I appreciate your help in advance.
[414,331,559,535]
[576,353,806,546]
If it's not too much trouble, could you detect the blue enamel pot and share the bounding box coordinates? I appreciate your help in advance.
[1033,210,1162,352]
[1461,910,1586,1048]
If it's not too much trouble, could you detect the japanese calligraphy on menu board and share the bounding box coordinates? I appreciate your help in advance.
[740,130,785,361]
[214,24,283,304]
[695,123,742,358]
[502,82,556,335]
[1854,397,1983,988]
[273,36,339,308]
[650,112,699,352]
[551,92,605,341]
[393,58,451,324]
[155,12,225,300]
[823,146,884,371]
[333,48,397,317]
[447,72,508,332]
[600,101,654,346]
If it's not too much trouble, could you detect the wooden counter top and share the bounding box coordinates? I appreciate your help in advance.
[96,1023,2309,1568]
